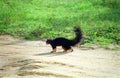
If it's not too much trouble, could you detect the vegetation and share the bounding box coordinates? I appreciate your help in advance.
[0,0,120,48]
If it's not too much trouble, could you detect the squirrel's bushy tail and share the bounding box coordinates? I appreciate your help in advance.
[71,26,83,46]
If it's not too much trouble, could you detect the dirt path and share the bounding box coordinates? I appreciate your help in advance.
[0,35,120,78]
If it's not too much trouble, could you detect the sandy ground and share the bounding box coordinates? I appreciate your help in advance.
[0,35,120,78]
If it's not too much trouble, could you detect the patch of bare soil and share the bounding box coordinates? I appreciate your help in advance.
[0,35,120,78]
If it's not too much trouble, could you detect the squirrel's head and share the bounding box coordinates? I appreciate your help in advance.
[46,39,53,44]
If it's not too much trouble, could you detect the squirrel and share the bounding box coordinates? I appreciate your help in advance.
[46,26,83,53]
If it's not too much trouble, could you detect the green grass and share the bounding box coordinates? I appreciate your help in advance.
[0,0,120,48]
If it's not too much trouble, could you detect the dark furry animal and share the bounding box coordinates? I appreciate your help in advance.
[46,26,83,53]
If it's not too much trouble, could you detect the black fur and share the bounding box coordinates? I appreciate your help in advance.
[46,26,82,52]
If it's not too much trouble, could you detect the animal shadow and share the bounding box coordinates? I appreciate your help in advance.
[35,51,71,56]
